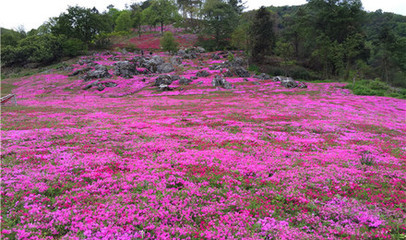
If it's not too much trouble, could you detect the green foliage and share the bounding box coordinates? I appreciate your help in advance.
[160,31,179,54]
[1,34,63,66]
[115,11,132,32]
[202,0,239,49]
[62,38,87,57]
[251,7,274,62]
[1,28,26,47]
[51,6,112,44]
[143,0,180,34]
[346,79,406,99]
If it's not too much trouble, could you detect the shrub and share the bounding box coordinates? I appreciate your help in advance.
[160,31,179,54]
[62,38,87,57]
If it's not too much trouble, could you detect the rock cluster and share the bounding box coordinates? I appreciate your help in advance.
[212,75,233,89]
[113,61,138,78]
[84,65,111,81]
[273,76,308,89]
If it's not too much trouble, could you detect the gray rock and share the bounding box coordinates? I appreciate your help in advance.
[69,67,92,76]
[83,80,99,90]
[170,56,182,66]
[179,77,192,85]
[154,75,173,86]
[298,82,308,89]
[190,76,198,80]
[96,84,105,91]
[103,82,118,87]
[196,70,210,77]
[223,70,233,77]
[254,73,271,80]
[151,55,164,65]
[280,78,298,88]
[113,61,138,78]
[171,75,180,81]
[212,75,233,89]
[232,66,250,78]
[252,81,260,85]
[158,84,172,91]
[212,53,220,60]
[177,49,186,56]
[157,63,175,73]
[84,65,111,81]
[196,47,205,53]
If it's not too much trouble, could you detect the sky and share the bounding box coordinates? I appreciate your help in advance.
[1,0,405,31]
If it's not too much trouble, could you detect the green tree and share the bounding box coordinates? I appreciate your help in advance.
[250,6,274,63]
[143,0,180,34]
[1,34,63,66]
[307,0,364,43]
[129,3,145,36]
[52,6,111,44]
[202,0,238,49]
[160,31,179,53]
[115,11,132,32]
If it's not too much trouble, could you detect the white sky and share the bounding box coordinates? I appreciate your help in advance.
[1,0,405,31]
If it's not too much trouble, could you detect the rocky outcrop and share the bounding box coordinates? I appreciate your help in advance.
[212,75,233,89]
[196,70,210,77]
[179,77,192,85]
[84,65,111,81]
[170,56,182,66]
[273,76,308,89]
[157,63,175,73]
[253,73,271,80]
[113,61,138,78]
[154,75,173,86]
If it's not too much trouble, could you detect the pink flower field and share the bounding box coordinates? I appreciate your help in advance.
[1,51,406,239]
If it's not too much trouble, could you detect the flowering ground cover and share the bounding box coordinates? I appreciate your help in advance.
[1,51,406,239]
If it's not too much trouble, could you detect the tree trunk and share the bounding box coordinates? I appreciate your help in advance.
[161,22,164,35]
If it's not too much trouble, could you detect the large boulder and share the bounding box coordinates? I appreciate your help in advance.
[253,73,271,80]
[280,77,298,88]
[157,63,175,73]
[298,82,308,89]
[83,80,99,90]
[154,75,173,86]
[69,67,92,76]
[170,56,182,66]
[196,70,210,77]
[231,66,250,78]
[212,75,233,89]
[179,77,192,85]
[113,61,138,78]
[84,65,111,81]
[211,53,220,60]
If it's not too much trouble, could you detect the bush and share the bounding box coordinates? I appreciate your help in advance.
[160,31,179,54]
[62,38,87,57]
[346,79,406,99]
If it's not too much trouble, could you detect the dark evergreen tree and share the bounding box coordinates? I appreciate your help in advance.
[251,6,274,63]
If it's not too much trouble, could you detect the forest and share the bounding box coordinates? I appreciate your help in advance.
[1,0,406,89]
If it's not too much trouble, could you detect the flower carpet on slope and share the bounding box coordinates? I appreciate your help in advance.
[1,51,406,239]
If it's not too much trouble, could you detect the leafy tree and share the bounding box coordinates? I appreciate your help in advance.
[201,0,238,49]
[52,6,111,44]
[1,28,26,47]
[250,6,274,63]
[129,3,144,36]
[143,0,180,34]
[160,31,179,53]
[62,38,88,57]
[115,11,132,32]
[307,0,364,43]
[1,34,63,66]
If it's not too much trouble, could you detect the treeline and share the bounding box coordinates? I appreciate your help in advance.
[1,0,405,86]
